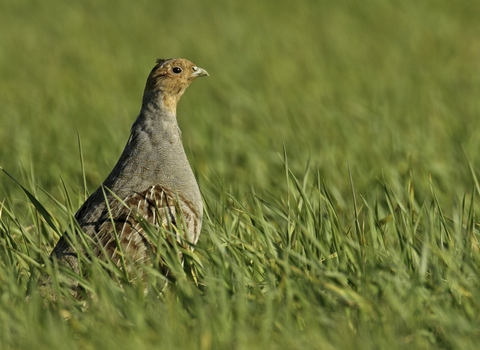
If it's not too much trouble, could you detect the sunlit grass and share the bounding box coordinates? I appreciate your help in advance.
[2,158,480,349]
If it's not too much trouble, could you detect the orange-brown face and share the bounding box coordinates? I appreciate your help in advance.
[145,58,209,95]
[144,58,208,113]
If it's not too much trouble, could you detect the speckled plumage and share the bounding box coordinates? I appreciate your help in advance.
[51,58,208,284]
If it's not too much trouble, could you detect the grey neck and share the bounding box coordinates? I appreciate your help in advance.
[102,92,201,207]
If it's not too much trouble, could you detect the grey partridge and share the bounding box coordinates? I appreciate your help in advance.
[51,58,208,283]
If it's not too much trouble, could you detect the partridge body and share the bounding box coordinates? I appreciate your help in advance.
[51,58,208,279]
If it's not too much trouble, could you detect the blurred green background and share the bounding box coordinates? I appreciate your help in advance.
[2,0,480,208]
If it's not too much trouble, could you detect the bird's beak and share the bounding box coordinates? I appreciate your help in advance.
[192,66,209,78]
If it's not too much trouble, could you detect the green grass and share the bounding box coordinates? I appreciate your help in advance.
[1,0,480,348]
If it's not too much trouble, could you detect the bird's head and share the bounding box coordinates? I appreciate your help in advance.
[144,58,209,113]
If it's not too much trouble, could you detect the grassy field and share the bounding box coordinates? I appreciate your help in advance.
[1,0,480,348]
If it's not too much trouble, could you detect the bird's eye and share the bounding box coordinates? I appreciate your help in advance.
[172,67,182,74]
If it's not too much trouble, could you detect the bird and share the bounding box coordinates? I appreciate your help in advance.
[50,58,208,290]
